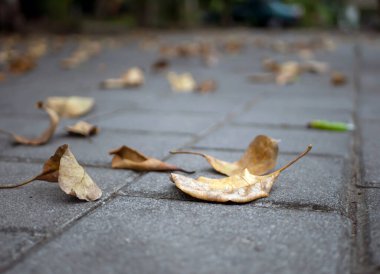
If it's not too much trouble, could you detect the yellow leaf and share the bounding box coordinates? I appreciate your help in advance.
[167,72,196,93]
[171,135,278,176]
[109,145,193,173]
[171,145,312,203]
[45,96,94,118]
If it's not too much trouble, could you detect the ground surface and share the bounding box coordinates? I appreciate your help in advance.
[0,30,379,274]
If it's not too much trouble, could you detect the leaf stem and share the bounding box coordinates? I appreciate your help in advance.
[0,176,37,189]
[275,145,312,174]
[170,150,206,158]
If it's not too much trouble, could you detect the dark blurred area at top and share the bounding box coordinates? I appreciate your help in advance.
[0,0,379,33]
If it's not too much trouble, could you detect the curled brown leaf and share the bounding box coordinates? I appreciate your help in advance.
[109,145,193,173]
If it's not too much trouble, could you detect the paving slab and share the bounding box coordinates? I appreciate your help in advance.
[234,106,352,128]
[0,232,42,272]
[0,161,135,231]
[365,189,380,268]
[360,120,380,186]
[122,150,348,212]
[96,109,223,135]
[192,125,352,158]
[5,197,351,274]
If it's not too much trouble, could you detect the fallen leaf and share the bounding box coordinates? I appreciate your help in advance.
[109,145,193,173]
[0,144,102,201]
[171,145,312,203]
[61,41,102,69]
[151,58,170,72]
[196,80,217,94]
[66,121,99,137]
[121,67,144,87]
[45,96,94,118]
[262,58,280,73]
[171,135,278,176]
[8,54,36,74]
[302,60,329,74]
[276,61,300,85]
[167,72,196,92]
[101,68,144,89]
[330,71,347,86]
[0,72,6,82]
[0,102,59,145]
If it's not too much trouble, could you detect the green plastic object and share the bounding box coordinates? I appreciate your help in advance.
[307,120,354,132]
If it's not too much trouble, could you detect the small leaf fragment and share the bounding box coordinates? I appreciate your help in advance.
[167,72,196,93]
[44,96,94,118]
[171,145,312,203]
[0,144,102,201]
[151,58,170,72]
[196,80,217,94]
[66,121,99,137]
[0,102,59,146]
[330,71,347,86]
[109,145,193,173]
[101,67,144,89]
[171,135,278,176]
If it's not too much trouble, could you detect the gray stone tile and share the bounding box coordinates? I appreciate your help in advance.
[234,106,352,127]
[5,197,351,274]
[0,232,42,272]
[0,161,135,231]
[96,110,222,135]
[361,120,380,186]
[359,91,380,121]
[123,150,348,212]
[193,125,352,158]
[365,189,380,267]
[0,130,191,166]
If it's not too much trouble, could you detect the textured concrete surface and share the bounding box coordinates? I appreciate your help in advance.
[0,30,379,274]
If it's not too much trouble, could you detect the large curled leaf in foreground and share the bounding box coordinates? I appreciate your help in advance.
[171,135,278,176]
[0,102,59,146]
[171,145,312,203]
[0,144,102,201]
[109,145,193,173]
[44,96,94,118]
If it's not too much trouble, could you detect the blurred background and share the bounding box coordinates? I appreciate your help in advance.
[0,0,379,33]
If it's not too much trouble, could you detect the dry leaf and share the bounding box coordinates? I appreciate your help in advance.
[171,145,312,203]
[61,41,102,69]
[0,102,59,146]
[262,58,280,73]
[8,54,36,74]
[196,80,217,94]
[109,145,193,173]
[0,72,6,82]
[66,121,99,137]
[167,72,196,92]
[121,67,144,87]
[276,61,300,85]
[0,144,102,201]
[151,58,170,72]
[101,68,144,89]
[302,60,329,74]
[330,71,347,86]
[171,135,278,176]
[45,96,94,118]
